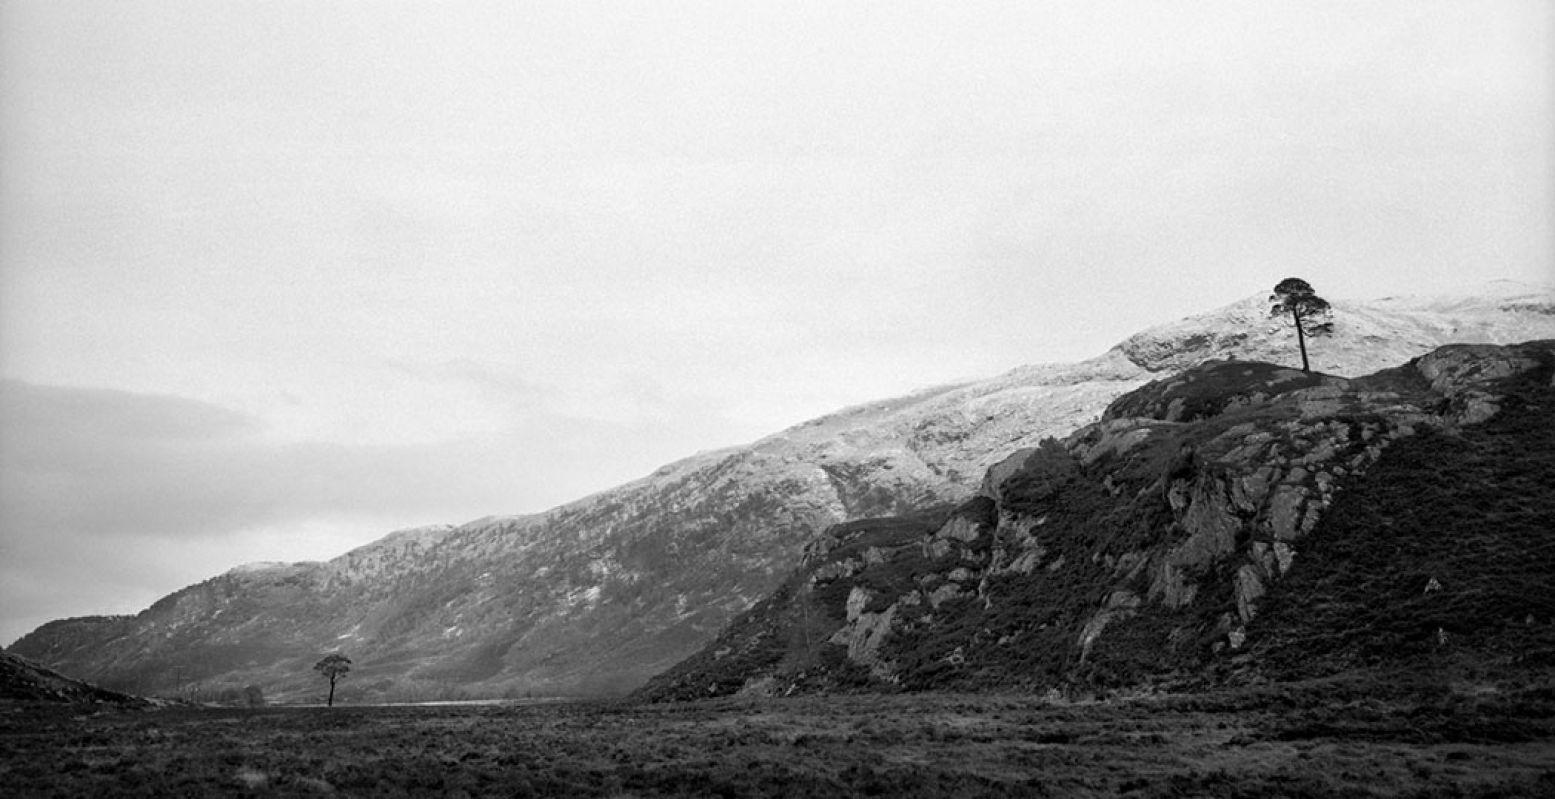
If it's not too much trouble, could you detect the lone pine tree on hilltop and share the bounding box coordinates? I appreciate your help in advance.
[314,653,351,707]
[1270,277,1334,373]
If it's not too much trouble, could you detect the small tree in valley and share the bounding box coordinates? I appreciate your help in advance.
[314,653,351,707]
[1269,277,1334,373]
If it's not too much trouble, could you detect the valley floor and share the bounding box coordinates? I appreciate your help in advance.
[2,678,1552,798]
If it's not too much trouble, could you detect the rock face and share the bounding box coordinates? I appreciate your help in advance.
[1246,358,1555,680]
[637,341,1555,700]
[11,283,1555,701]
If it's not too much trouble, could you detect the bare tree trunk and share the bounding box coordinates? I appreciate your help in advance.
[327,678,336,707]
[1291,308,1310,372]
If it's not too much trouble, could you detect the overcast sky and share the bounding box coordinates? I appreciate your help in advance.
[1,1,1551,646]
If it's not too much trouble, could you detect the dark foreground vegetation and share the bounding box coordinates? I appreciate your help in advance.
[3,671,1552,798]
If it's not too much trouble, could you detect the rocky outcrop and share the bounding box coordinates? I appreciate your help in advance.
[638,341,1555,699]
[1413,343,1549,423]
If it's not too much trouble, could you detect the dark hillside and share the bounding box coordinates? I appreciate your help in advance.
[0,651,144,706]
[1247,351,1555,680]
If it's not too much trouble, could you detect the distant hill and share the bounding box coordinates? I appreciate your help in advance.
[636,340,1555,699]
[11,281,1555,701]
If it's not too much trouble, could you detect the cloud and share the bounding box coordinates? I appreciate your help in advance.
[3,381,264,442]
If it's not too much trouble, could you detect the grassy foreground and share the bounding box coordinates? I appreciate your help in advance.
[3,677,1552,798]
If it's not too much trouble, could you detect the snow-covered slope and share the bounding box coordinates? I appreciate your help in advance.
[12,281,1555,700]
[1116,280,1554,375]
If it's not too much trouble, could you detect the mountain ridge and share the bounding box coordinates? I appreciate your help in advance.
[637,339,1555,700]
[11,281,1555,701]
